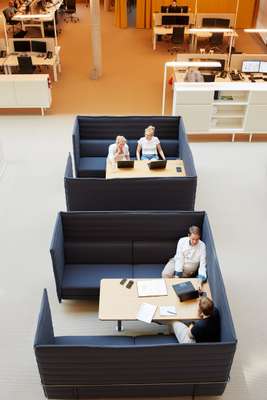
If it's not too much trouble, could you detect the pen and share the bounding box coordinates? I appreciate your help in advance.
[167,311,176,315]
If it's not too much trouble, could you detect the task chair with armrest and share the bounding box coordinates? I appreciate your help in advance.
[2,8,21,35]
[17,56,36,74]
[168,26,185,55]
[64,0,79,23]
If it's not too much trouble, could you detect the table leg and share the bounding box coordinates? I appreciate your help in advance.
[41,22,45,38]
[53,64,58,82]
[153,33,156,51]
[117,320,123,331]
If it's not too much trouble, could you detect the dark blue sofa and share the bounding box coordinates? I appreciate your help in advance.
[65,153,197,211]
[34,288,236,398]
[51,211,227,304]
[72,115,196,179]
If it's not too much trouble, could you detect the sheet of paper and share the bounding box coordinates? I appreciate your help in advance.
[137,279,168,297]
[137,303,157,324]
[159,306,177,316]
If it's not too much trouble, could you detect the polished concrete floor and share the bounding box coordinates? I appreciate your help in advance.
[0,115,267,400]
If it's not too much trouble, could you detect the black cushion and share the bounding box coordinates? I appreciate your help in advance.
[64,241,132,264]
[79,157,106,177]
[54,336,134,346]
[80,140,112,157]
[62,264,133,297]
[133,264,163,278]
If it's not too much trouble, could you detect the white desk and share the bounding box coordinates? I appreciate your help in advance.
[12,0,63,38]
[153,26,238,51]
[4,46,61,81]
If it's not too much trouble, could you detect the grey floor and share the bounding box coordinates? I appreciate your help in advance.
[0,115,267,400]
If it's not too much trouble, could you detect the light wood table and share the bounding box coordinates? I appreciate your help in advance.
[106,159,186,179]
[99,278,211,331]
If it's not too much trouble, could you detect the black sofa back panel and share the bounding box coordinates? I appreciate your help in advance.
[79,139,179,158]
[64,241,132,264]
[202,217,237,343]
[35,342,235,386]
[77,116,180,140]
[133,240,177,264]
[61,211,205,241]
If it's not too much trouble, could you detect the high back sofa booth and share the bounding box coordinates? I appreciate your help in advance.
[67,116,197,211]
[41,211,237,398]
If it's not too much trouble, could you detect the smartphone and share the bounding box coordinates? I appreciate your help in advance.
[120,278,127,285]
[176,166,182,173]
[199,291,207,297]
[126,280,134,289]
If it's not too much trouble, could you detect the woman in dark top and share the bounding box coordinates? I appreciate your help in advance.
[172,297,220,343]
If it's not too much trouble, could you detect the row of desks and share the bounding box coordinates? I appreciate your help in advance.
[0,49,61,81]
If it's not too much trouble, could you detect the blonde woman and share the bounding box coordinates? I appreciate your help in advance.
[108,136,130,163]
[136,125,165,161]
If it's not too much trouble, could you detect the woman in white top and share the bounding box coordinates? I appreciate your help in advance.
[136,125,165,161]
[107,136,130,163]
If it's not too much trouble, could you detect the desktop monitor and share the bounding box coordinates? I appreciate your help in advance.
[177,6,188,13]
[31,40,47,53]
[241,60,260,73]
[216,18,230,28]
[14,40,31,52]
[161,6,168,12]
[259,61,267,73]
[202,18,217,27]
[162,15,189,25]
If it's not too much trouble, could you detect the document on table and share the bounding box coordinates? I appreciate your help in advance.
[137,303,157,324]
[137,279,168,297]
[159,306,177,316]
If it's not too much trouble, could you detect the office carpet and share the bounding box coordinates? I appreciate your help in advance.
[0,115,267,400]
[0,1,266,116]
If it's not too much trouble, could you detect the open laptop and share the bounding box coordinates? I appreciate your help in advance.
[148,160,167,169]
[117,160,134,168]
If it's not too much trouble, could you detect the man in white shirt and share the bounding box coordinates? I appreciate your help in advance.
[184,67,204,83]
[162,225,207,283]
[107,136,130,163]
[136,125,165,161]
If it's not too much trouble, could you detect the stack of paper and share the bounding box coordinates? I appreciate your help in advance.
[137,303,157,324]
[137,279,167,297]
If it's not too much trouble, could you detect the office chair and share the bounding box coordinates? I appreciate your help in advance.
[64,0,79,23]
[168,27,185,54]
[2,8,21,35]
[17,56,36,74]
[209,32,224,46]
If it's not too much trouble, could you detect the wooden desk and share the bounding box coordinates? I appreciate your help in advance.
[106,159,186,179]
[99,278,211,330]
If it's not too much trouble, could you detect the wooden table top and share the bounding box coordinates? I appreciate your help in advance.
[99,278,211,322]
[106,159,186,179]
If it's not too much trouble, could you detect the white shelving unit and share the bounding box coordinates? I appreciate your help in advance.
[0,74,51,115]
[172,81,267,140]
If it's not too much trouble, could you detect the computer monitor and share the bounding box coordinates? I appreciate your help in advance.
[162,15,189,25]
[216,18,230,28]
[31,40,47,53]
[259,61,267,73]
[161,6,168,12]
[177,6,188,13]
[241,60,260,73]
[14,40,31,53]
[202,18,216,27]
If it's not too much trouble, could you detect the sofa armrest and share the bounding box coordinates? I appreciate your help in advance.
[50,213,65,302]
[33,289,54,346]
[65,153,74,179]
[72,117,80,177]
[178,118,197,177]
